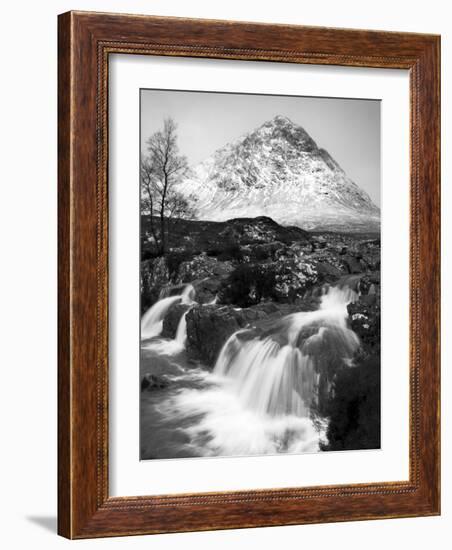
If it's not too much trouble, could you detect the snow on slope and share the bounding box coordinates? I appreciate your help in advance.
[180,115,380,233]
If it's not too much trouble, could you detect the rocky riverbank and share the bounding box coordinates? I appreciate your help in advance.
[141,214,381,454]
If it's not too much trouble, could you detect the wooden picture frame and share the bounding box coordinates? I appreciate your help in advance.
[58,11,440,539]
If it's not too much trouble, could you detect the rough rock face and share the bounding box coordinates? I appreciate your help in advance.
[141,257,171,311]
[191,277,222,304]
[341,255,368,274]
[141,226,379,316]
[348,294,381,355]
[141,254,235,309]
[141,373,170,391]
[217,246,345,306]
[270,259,319,301]
[315,261,344,282]
[186,305,261,366]
[161,303,191,339]
[185,303,295,366]
[175,255,234,284]
[141,214,311,261]
[319,279,381,451]
[176,254,236,304]
[180,115,380,232]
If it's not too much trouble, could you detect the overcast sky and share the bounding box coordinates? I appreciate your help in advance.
[141,89,380,206]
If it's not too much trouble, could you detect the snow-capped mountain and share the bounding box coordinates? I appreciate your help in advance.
[180,115,380,233]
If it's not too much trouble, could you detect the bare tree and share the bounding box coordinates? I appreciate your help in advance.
[140,157,160,248]
[141,117,194,254]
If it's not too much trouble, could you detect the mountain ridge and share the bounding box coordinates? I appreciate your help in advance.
[180,115,380,233]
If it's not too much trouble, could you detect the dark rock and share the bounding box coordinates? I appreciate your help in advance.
[359,294,377,306]
[176,255,234,285]
[186,305,244,366]
[248,241,285,261]
[321,355,381,451]
[334,242,348,255]
[341,255,366,274]
[223,216,310,246]
[161,303,191,339]
[217,257,320,307]
[218,263,276,307]
[165,250,196,280]
[185,302,295,367]
[347,298,380,354]
[270,258,319,302]
[191,277,222,304]
[351,240,381,270]
[356,275,371,294]
[312,236,327,249]
[141,257,171,312]
[158,283,189,298]
[354,273,381,296]
[315,261,343,283]
[141,373,170,391]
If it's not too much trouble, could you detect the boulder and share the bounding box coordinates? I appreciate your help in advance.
[354,273,381,296]
[185,302,293,366]
[176,254,234,284]
[191,277,223,304]
[247,241,285,261]
[347,298,380,354]
[186,305,243,366]
[312,236,327,249]
[140,257,171,312]
[315,261,343,283]
[141,373,170,391]
[221,216,310,246]
[272,258,319,301]
[161,303,191,339]
[341,254,367,274]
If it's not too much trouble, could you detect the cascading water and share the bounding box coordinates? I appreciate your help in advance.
[146,284,361,457]
[214,285,359,418]
[141,295,181,340]
[174,311,189,347]
[141,284,195,340]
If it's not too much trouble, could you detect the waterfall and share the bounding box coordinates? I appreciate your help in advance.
[175,311,189,347]
[213,285,359,418]
[180,284,196,304]
[142,283,361,457]
[141,295,181,340]
[141,284,195,340]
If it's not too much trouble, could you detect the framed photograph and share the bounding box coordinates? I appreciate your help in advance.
[58,11,440,538]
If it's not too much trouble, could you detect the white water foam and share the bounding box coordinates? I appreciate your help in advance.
[153,285,359,457]
[141,284,195,340]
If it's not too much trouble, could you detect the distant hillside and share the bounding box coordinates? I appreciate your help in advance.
[141,215,310,259]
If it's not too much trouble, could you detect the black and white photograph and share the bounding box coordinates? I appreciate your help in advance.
[139,89,381,460]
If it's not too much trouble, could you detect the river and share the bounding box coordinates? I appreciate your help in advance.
[140,282,359,459]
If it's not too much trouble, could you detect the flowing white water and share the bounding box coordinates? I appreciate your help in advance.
[213,285,359,418]
[146,284,360,457]
[141,284,195,340]
[141,295,181,340]
[175,311,189,346]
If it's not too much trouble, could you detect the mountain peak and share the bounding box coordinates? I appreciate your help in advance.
[180,117,380,233]
[267,115,295,126]
[253,115,318,153]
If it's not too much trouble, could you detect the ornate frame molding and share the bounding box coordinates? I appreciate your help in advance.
[58,11,440,538]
